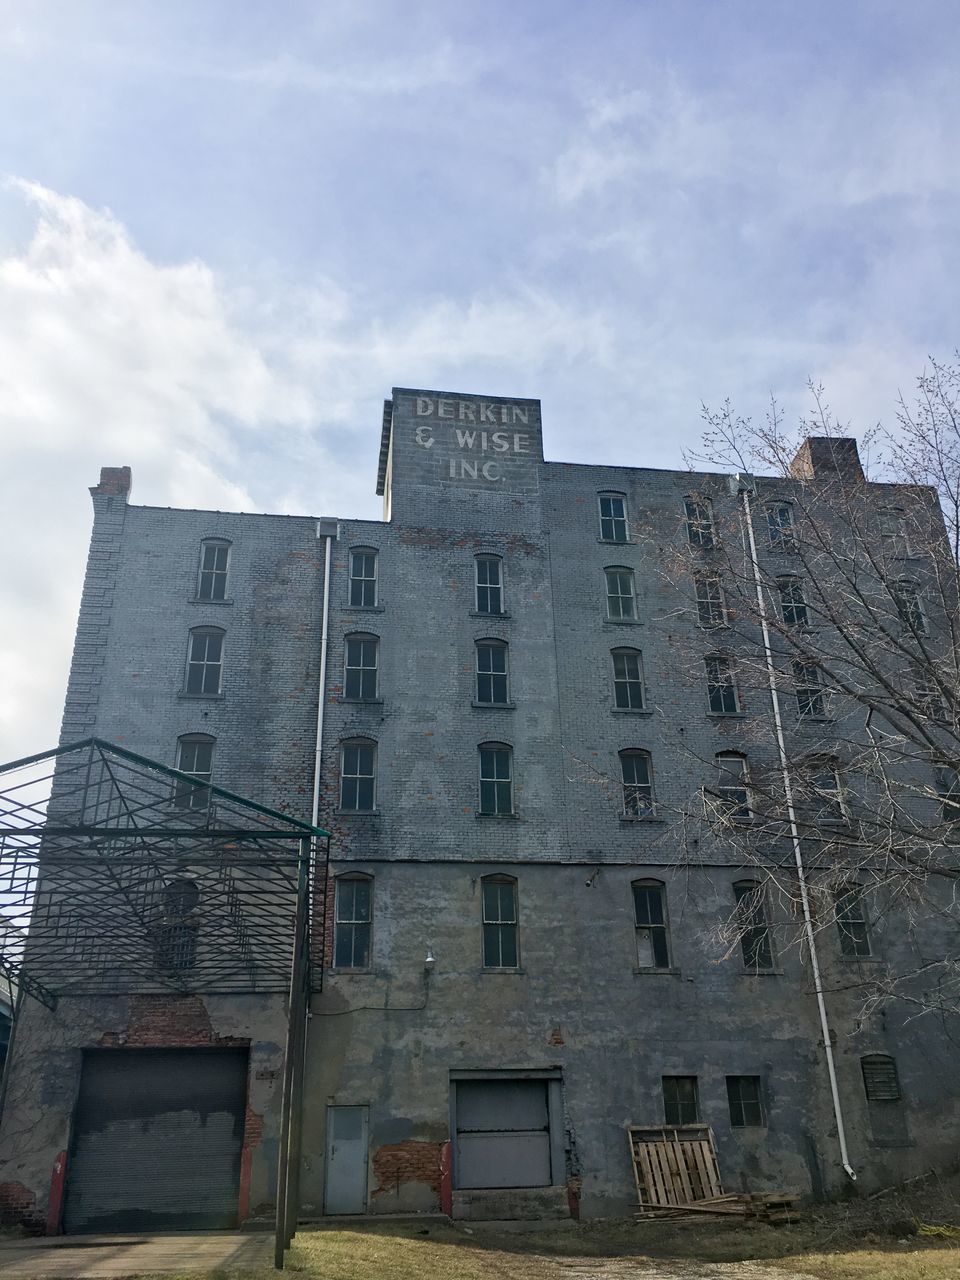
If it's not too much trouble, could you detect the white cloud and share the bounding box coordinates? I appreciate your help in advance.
[0,182,614,762]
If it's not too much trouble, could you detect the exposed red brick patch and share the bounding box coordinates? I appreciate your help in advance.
[90,466,132,497]
[371,1141,442,1198]
[548,1025,565,1046]
[0,1181,39,1230]
[244,1104,264,1149]
[98,995,248,1048]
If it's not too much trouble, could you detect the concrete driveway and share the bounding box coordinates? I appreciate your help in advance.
[0,1232,273,1278]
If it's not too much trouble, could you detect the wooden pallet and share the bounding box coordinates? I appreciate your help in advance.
[634,1190,801,1223]
[628,1125,724,1209]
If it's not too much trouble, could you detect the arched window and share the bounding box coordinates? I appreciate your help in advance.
[632,879,670,969]
[475,640,509,705]
[892,578,927,634]
[764,502,795,552]
[478,742,513,815]
[475,555,503,615]
[339,738,377,811]
[174,733,215,809]
[196,538,231,601]
[733,880,774,970]
[619,749,654,817]
[776,576,809,629]
[879,506,911,559]
[185,627,225,696]
[344,633,379,701]
[598,492,628,543]
[705,654,741,715]
[684,496,715,548]
[802,756,845,821]
[349,547,378,608]
[481,875,518,968]
[793,660,826,718]
[695,574,727,627]
[605,567,636,620]
[334,874,373,970]
[715,752,751,821]
[835,882,871,957]
[861,1054,901,1102]
[611,648,644,710]
[155,877,199,971]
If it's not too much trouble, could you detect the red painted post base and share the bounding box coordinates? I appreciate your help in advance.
[439,1141,452,1217]
[46,1152,67,1235]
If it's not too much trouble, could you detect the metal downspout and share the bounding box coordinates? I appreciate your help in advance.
[738,477,856,1182]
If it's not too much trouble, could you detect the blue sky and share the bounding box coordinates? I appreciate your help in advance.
[1,0,958,758]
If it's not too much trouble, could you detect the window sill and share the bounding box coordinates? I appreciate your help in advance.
[339,697,384,706]
[189,597,233,605]
[839,954,881,963]
[480,967,525,975]
[597,538,634,546]
[604,617,641,626]
[797,716,835,725]
[343,604,385,613]
[739,969,784,977]
[476,811,517,819]
[330,968,372,976]
[469,610,511,620]
[336,809,381,818]
[611,707,652,715]
[177,692,224,701]
[619,814,662,823]
[633,966,682,976]
[706,711,746,719]
[472,700,515,710]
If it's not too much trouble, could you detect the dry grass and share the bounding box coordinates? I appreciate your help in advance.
[154,1172,960,1280]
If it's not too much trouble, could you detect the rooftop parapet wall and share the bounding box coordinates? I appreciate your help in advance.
[381,388,544,522]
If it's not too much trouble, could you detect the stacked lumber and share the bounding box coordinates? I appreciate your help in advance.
[635,1191,800,1223]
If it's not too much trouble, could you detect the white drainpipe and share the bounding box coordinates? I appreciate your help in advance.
[311,522,337,831]
[737,476,857,1182]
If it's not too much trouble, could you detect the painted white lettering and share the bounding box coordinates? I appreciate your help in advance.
[456,429,477,449]
[415,425,435,449]
[438,399,454,419]
[449,459,457,478]
[514,433,531,454]
[461,460,479,479]
[479,402,497,424]
[511,407,529,424]
[458,402,476,422]
[481,461,501,481]
[491,431,510,452]
[416,397,434,416]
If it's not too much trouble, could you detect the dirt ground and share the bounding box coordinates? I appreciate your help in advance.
[0,1174,958,1280]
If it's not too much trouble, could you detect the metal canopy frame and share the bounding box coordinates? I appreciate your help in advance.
[0,738,329,1268]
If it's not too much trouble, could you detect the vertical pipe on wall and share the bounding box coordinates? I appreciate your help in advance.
[311,528,334,833]
[738,477,856,1182]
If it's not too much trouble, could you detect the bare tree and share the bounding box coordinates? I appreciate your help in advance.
[656,359,960,1022]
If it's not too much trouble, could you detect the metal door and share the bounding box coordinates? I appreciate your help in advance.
[63,1048,248,1233]
[455,1080,551,1189]
[324,1105,369,1214]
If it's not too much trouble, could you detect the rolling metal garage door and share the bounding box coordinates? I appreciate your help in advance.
[455,1080,551,1189]
[63,1048,248,1233]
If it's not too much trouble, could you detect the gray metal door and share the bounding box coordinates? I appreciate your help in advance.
[324,1106,369,1214]
[455,1080,551,1189]
[63,1048,247,1233]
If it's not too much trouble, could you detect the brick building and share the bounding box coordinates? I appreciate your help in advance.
[0,386,958,1231]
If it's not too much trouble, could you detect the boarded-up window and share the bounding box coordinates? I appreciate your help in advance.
[862,1054,901,1102]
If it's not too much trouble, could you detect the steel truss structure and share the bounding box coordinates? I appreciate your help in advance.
[0,738,329,1268]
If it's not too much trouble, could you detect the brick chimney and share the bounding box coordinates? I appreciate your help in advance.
[90,466,132,499]
[789,437,863,484]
